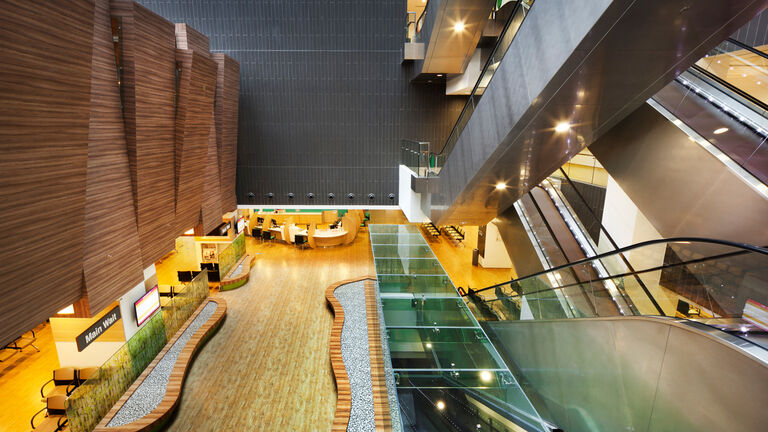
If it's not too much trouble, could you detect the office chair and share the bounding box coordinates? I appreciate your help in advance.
[294,234,308,250]
[261,229,274,245]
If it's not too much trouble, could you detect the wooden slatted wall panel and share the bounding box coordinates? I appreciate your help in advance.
[200,126,223,234]
[82,0,145,314]
[0,0,94,345]
[175,23,210,58]
[174,50,218,233]
[212,54,240,213]
[112,0,178,267]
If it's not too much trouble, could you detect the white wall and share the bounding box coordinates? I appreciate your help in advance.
[120,281,150,340]
[446,49,483,95]
[55,340,124,368]
[398,164,429,223]
[479,222,513,268]
[599,177,675,315]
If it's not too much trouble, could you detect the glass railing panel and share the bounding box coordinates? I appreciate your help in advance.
[378,275,459,297]
[369,224,422,234]
[695,39,768,106]
[369,232,427,245]
[395,371,547,431]
[474,239,768,323]
[387,327,507,370]
[372,244,435,259]
[375,257,445,275]
[382,298,476,327]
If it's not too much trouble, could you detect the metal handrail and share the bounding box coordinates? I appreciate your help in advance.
[464,237,768,296]
[430,0,530,159]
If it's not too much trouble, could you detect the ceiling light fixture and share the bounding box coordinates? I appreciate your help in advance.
[495,182,506,190]
[454,22,465,32]
[554,122,571,133]
[436,401,446,410]
[479,371,492,382]
[713,127,729,134]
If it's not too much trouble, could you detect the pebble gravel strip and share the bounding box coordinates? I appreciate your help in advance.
[107,301,218,427]
[373,281,403,432]
[335,281,376,432]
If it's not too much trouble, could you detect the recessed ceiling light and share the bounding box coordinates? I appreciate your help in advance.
[713,127,729,134]
[495,182,506,190]
[717,60,721,64]
[454,22,465,32]
[425,343,432,349]
[554,122,570,133]
[743,73,748,77]
[480,371,492,382]
[436,401,446,410]
[729,66,734,70]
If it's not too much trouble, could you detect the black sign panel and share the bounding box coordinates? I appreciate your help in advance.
[75,305,121,352]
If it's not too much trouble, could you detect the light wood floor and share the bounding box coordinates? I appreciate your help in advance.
[0,322,60,432]
[159,231,375,431]
[427,225,517,293]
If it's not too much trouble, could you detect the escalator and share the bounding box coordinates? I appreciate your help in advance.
[653,37,768,187]
[463,238,768,431]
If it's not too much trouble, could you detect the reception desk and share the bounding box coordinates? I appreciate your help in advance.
[254,210,338,227]
[313,228,347,247]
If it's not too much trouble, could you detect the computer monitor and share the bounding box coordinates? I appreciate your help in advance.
[257,217,264,223]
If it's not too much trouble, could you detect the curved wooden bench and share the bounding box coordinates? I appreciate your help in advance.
[325,276,377,431]
[93,297,227,432]
[220,254,255,291]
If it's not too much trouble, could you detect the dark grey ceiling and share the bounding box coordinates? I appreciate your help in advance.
[137,0,467,206]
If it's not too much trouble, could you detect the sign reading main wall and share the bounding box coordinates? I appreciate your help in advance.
[76,305,121,352]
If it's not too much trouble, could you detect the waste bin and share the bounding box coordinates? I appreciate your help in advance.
[472,248,479,266]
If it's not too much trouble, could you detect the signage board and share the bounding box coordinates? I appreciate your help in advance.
[76,305,121,352]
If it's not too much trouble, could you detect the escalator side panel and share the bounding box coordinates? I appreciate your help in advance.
[590,103,768,246]
[654,80,768,185]
[485,317,768,432]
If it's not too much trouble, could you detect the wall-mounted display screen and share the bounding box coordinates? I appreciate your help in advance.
[236,217,245,233]
[135,285,161,327]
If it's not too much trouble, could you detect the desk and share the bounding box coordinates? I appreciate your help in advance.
[255,211,337,226]
[314,228,347,247]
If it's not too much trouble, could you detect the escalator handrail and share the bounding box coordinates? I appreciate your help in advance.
[430,0,529,157]
[463,237,768,296]
[482,247,752,303]
[551,170,665,315]
[688,37,768,114]
[687,64,768,115]
[726,37,768,62]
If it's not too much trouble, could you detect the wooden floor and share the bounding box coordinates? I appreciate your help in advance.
[427,225,517,293]
[158,230,375,431]
[0,322,59,432]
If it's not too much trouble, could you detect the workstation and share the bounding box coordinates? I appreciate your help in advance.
[245,209,367,248]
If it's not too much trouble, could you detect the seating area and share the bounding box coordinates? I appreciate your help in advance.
[30,395,68,432]
[1,329,39,362]
[32,366,96,431]
[421,222,441,240]
[442,225,465,246]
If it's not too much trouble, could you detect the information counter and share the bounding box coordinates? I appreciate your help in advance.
[313,228,347,247]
